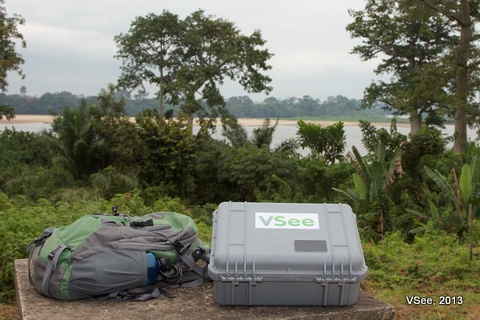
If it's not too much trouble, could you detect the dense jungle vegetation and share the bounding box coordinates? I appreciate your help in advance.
[0,91,386,120]
[1,88,479,318]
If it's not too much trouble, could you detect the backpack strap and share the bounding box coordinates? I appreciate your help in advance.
[26,227,55,285]
[108,285,175,301]
[168,236,210,287]
[41,243,69,297]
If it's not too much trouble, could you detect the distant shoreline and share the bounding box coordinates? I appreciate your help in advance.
[0,114,409,128]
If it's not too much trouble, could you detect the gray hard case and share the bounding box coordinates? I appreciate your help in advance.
[208,202,368,306]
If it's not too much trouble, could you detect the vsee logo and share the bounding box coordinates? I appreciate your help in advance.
[255,212,319,229]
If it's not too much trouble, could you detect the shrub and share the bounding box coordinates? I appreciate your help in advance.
[363,228,480,292]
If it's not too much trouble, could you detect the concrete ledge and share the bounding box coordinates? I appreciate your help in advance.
[15,259,394,319]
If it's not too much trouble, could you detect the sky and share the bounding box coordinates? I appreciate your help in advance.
[4,0,381,102]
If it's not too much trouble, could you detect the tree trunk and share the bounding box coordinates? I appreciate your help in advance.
[417,0,471,153]
[454,107,468,153]
[469,203,473,262]
[453,0,471,153]
[410,109,422,134]
[158,80,164,116]
[188,112,194,131]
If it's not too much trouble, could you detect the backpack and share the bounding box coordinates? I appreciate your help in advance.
[26,208,210,301]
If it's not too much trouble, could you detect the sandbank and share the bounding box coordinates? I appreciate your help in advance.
[0,114,407,128]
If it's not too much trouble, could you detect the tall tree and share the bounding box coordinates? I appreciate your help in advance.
[115,10,273,126]
[297,120,346,164]
[347,0,456,133]
[0,0,25,119]
[415,0,480,152]
[114,11,182,116]
[172,10,273,126]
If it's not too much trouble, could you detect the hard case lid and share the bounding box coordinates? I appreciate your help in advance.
[208,202,367,283]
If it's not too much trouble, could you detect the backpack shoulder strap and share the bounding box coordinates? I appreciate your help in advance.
[108,285,175,301]
[41,243,69,297]
[167,235,210,287]
[26,227,55,285]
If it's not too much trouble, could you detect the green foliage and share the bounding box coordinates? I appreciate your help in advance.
[347,0,454,132]
[0,0,25,95]
[363,230,480,291]
[359,119,407,160]
[134,110,197,198]
[49,85,140,187]
[424,155,480,225]
[0,104,14,120]
[333,142,403,239]
[221,115,249,148]
[114,10,182,114]
[297,120,346,164]
[0,128,56,199]
[115,9,273,119]
[217,143,297,202]
[1,91,386,119]
[251,118,278,148]
[402,125,448,177]
[189,138,234,204]
[222,116,280,150]
[50,102,105,182]
[90,167,139,199]
[295,156,356,203]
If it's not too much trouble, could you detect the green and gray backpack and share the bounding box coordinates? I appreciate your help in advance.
[26,208,210,301]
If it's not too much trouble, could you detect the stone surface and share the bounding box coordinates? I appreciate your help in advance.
[15,259,394,319]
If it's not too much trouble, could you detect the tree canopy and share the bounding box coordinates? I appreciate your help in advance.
[115,10,273,124]
[347,0,456,133]
[347,0,480,153]
[0,0,25,119]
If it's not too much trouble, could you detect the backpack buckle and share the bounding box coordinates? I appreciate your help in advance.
[47,245,62,261]
[173,240,187,255]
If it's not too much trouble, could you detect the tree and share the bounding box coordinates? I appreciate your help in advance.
[217,143,296,202]
[359,119,407,160]
[49,86,138,183]
[251,118,278,148]
[0,0,25,119]
[222,116,279,149]
[347,0,456,134]
[134,110,197,198]
[415,0,480,153]
[115,10,273,126]
[114,11,182,115]
[171,10,273,126]
[50,102,106,182]
[297,120,346,164]
[90,85,141,174]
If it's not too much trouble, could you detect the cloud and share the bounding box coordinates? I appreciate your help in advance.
[4,0,377,100]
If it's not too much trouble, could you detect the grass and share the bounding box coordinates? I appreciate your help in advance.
[359,229,480,319]
[0,304,18,320]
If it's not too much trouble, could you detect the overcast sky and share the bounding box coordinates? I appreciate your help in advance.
[4,0,381,102]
